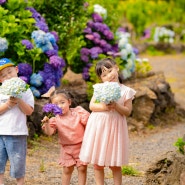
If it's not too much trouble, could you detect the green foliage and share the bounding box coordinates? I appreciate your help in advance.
[0,0,36,64]
[121,165,140,176]
[135,59,152,77]
[30,0,89,73]
[117,0,185,39]
[174,138,185,155]
[145,46,165,56]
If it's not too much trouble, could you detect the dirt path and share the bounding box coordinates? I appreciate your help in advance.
[4,54,185,185]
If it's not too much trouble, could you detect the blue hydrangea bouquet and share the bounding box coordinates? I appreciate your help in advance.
[93,82,121,104]
[0,77,29,98]
[42,103,62,118]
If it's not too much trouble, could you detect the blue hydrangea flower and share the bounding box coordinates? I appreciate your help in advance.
[30,86,41,98]
[30,73,43,87]
[93,82,121,104]
[21,39,33,50]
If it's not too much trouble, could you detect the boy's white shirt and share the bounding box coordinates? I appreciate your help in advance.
[0,89,34,135]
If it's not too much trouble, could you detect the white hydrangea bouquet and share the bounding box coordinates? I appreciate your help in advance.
[93,82,121,104]
[0,77,29,98]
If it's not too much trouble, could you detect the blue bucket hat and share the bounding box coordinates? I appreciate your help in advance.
[0,58,15,71]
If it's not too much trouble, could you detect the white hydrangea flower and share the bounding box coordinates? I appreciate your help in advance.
[0,77,29,98]
[0,37,8,52]
[93,82,121,104]
[94,4,107,19]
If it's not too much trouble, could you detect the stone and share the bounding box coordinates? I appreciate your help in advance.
[146,151,185,185]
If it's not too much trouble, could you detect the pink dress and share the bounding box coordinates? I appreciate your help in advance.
[79,84,136,167]
[50,106,90,167]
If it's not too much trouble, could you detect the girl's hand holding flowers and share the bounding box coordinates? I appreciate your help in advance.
[41,103,62,126]
[106,101,117,111]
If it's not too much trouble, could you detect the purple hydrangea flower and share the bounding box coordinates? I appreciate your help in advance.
[18,63,33,77]
[49,55,66,68]
[87,21,94,28]
[35,21,49,33]
[80,48,90,56]
[42,103,62,118]
[92,13,103,23]
[103,30,114,40]
[52,43,59,51]
[45,49,58,57]
[50,31,59,42]
[90,47,103,59]
[93,32,101,39]
[0,0,6,5]
[19,76,29,83]
[82,67,90,80]
[21,39,34,50]
[81,55,89,63]
[83,27,92,34]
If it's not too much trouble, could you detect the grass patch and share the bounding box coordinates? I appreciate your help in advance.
[121,165,141,176]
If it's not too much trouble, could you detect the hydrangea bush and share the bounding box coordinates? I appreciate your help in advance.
[80,4,137,81]
[153,27,175,43]
[0,0,65,97]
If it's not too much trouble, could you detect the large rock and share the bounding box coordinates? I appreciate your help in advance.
[125,71,177,131]
[146,151,185,185]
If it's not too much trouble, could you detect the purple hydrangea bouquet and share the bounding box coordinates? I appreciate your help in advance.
[93,82,121,104]
[42,103,62,119]
[0,77,29,98]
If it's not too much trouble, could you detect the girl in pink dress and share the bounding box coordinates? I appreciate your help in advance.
[42,89,90,185]
[79,58,136,185]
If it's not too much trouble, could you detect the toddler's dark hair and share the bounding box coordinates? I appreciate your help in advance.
[49,89,77,107]
[95,57,124,83]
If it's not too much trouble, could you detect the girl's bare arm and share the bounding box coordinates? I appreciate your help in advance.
[89,96,109,112]
[107,98,133,117]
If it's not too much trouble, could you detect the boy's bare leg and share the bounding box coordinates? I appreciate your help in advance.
[16,177,24,185]
[0,173,4,184]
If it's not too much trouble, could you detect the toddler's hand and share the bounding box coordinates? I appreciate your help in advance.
[41,116,49,128]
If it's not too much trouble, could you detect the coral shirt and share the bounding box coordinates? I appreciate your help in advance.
[50,106,90,145]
